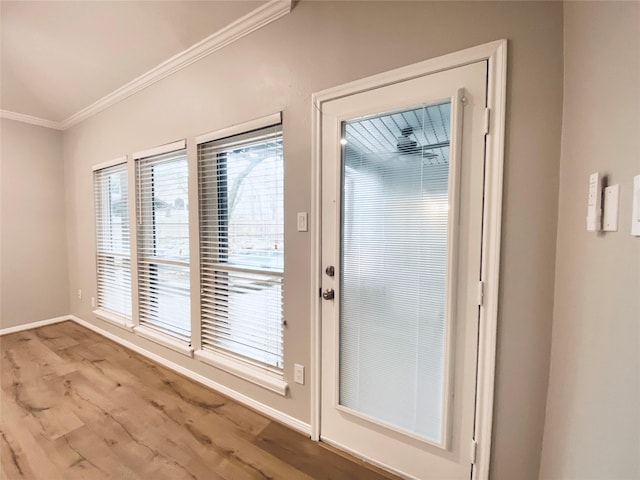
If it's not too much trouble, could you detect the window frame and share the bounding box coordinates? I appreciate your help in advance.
[92,156,133,330]
[195,113,288,395]
[133,140,194,356]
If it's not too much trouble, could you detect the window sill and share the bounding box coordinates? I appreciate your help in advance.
[133,325,194,358]
[194,349,288,396]
[93,309,134,332]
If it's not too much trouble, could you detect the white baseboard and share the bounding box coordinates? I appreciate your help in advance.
[69,315,311,436]
[0,315,71,336]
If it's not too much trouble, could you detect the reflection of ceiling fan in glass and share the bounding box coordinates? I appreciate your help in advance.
[396,127,438,159]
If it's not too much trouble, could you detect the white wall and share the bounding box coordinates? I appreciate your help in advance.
[0,119,69,329]
[539,2,640,479]
[61,2,563,479]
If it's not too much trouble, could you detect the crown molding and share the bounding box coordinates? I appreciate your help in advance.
[2,1,291,132]
[60,0,292,130]
[0,110,64,130]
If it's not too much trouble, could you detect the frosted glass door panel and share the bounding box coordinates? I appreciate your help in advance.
[339,101,451,444]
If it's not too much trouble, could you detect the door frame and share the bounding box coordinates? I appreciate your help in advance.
[310,40,507,480]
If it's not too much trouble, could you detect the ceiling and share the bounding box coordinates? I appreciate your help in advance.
[0,1,266,125]
[344,102,452,171]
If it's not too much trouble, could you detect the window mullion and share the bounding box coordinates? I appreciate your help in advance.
[187,137,202,352]
[128,155,141,329]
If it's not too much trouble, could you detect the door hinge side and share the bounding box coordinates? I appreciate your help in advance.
[484,107,490,135]
[477,281,485,307]
[470,439,478,465]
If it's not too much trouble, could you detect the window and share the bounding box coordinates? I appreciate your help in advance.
[198,118,284,378]
[135,141,191,347]
[93,159,132,323]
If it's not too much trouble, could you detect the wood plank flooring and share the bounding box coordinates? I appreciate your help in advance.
[0,321,397,480]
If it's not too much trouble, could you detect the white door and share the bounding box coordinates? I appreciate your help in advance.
[320,61,487,479]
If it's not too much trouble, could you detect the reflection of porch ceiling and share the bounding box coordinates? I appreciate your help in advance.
[343,102,451,167]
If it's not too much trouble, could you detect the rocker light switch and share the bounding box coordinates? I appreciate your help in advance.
[586,172,602,232]
[632,175,640,236]
[297,212,308,232]
[603,184,620,232]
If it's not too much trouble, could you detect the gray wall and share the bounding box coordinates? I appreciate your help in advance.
[62,2,564,479]
[1,119,69,329]
[539,3,640,479]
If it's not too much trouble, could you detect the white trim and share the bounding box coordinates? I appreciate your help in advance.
[195,349,288,396]
[204,263,284,278]
[310,39,507,478]
[127,156,141,330]
[133,324,194,357]
[309,84,322,442]
[311,40,503,108]
[138,257,190,269]
[133,139,186,160]
[195,112,282,145]
[440,87,467,450]
[0,315,70,336]
[93,309,134,332]
[92,156,128,172]
[473,39,507,480]
[186,135,202,353]
[0,110,63,130]
[60,0,292,130]
[69,315,311,436]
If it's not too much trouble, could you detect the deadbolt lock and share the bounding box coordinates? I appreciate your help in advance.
[322,289,335,300]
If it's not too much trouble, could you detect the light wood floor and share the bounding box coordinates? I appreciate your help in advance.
[0,321,397,480]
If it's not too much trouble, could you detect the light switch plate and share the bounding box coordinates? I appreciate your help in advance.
[297,212,308,232]
[603,184,620,232]
[294,364,304,384]
[632,175,640,236]
[586,172,602,232]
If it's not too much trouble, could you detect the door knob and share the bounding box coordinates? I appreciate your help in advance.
[322,289,335,300]
[325,265,335,277]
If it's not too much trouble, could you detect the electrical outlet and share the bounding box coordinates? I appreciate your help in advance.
[77,289,82,300]
[294,364,304,385]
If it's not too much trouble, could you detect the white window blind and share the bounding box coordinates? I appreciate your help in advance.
[136,145,191,343]
[339,102,452,443]
[94,161,131,320]
[198,123,284,376]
